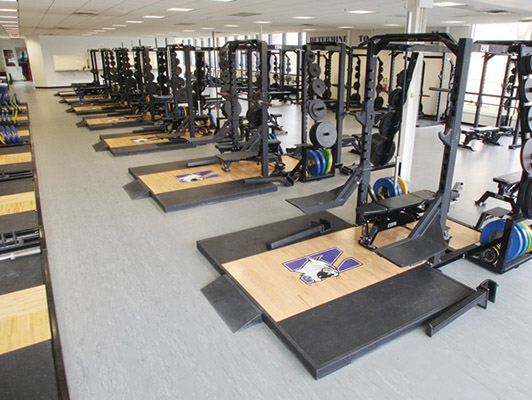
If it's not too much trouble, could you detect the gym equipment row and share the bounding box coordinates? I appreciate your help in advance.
[466,48,532,274]
[123,39,299,211]
[92,45,223,156]
[199,33,498,380]
[0,99,68,398]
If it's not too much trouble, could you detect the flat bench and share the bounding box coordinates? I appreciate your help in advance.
[460,126,505,151]
[357,190,435,247]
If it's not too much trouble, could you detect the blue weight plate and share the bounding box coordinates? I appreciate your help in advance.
[9,126,21,143]
[480,220,522,261]
[315,149,326,176]
[306,150,318,176]
[312,150,323,176]
[515,223,528,258]
[389,177,402,196]
[374,177,400,198]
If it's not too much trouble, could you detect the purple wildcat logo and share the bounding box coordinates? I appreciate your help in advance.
[283,248,362,285]
[175,170,220,183]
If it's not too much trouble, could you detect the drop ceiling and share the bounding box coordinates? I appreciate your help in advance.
[5,0,532,39]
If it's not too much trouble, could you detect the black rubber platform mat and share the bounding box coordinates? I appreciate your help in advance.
[0,253,43,296]
[0,145,31,155]
[0,162,33,174]
[129,157,217,177]
[0,341,59,399]
[0,178,34,196]
[276,266,474,379]
[153,180,278,213]
[197,211,352,270]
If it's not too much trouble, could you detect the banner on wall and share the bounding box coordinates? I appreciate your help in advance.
[307,34,348,44]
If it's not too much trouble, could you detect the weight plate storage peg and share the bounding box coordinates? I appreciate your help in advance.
[308,99,327,121]
[310,79,326,96]
[309,121,338,148]
[308,63,322,78]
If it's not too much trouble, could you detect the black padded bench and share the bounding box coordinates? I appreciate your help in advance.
[474,171,521,229]
[460,126,503,151]
[357,190,435,247]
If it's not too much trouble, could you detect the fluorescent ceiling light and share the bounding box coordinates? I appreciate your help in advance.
[183,29,195,32]
[384,23,401,26]
[0,20,16,23]
[253,20,272,24]
[209,0,235,2]
[347,10,376,14]
[94,30,105,32]
[168,8,193,12]
[293,16,314,20]
[201,27,215,30]
[303,28,316,31]
[102,27,115,30]
[112,24,126,27]
[0,15,17,18]
[224,24,239,27]
[338,26,353,29]
[0,9,16,12]
[434,2,465,7]
[442,20,465,23]
[143,15,164,19]
[126,20,143,23]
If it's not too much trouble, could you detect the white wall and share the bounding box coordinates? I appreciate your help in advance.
[25,35,159,88]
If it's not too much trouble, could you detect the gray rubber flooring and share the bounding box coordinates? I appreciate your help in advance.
[16,82,532,399]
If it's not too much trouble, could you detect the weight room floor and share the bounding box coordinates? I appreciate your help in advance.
[15,82,532,399]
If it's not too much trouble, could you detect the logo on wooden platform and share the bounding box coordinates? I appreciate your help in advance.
[175,170,220,183]
[283,248,362,285]
[130,136,160,143]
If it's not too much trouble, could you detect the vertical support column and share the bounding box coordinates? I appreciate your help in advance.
[356,41,378,214]
[184,46,196,137]
[259,40,270,177]
[247,48,253,103]
[346,48,353,112]
[399,0,432,182]
[335,44,346,165]
[438,38,472,229]
[300,48,309,144]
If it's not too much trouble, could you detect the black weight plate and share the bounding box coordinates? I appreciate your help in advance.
[221,70,232,83]
[309,121,337,148]
[171,76,185,88]
[378,112,397,138]
[370,134,396,167]
[219,48,229,60]
[222,101,242,118]
[310,78,326,96]
[521,106,532,133]
[306,51,316,64]
[173,66,182,76]
[221,84,231,93]
[519,55,532,75]
[353,82,360,90]
[157,75,168,84]
[519,77,532,103]
[389,88,403,109]
[177,88,188,103]
[376,84,383,92]
[145,72,155,82]
[246,106,262,127]
[396,70,406,87]
[375,96,384,110]
[219,59,230,70]
[521,138,532,175]
[350,93,361,104]
[322,89,332,100]
[309,63,321,78]
[146,82,159,94]
[308,99,327,121]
